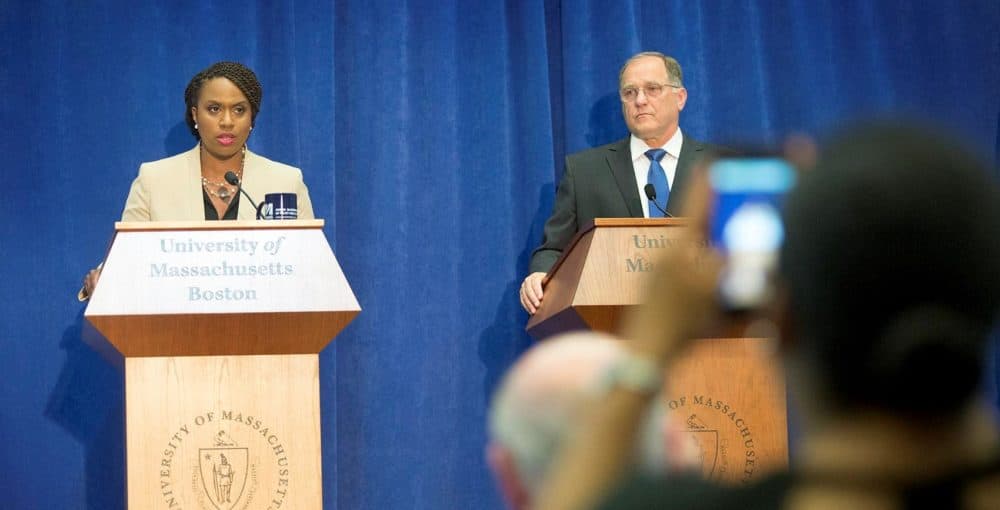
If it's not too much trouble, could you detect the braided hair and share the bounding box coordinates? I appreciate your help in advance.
[184,62,262,138]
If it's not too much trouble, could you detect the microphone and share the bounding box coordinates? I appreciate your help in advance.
[225,171,265,220]
[644,184,673,218]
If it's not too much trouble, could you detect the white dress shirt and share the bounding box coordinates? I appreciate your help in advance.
[630,128,684,218]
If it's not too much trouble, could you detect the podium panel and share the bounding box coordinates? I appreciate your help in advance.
[664,338,787,484]
[126,355,321,509]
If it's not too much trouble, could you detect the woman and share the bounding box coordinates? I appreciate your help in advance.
[80,62,314,298]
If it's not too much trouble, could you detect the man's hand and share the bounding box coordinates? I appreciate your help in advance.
[519,272,547,314]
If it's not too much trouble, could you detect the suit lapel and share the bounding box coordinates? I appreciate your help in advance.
[237,149,257,220]
[606,137,643,218]
[184,145,202,220]
[668,136,704,215]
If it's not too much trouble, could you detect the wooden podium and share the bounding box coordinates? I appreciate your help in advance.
[527,219,787,484]
[84,220,359,509]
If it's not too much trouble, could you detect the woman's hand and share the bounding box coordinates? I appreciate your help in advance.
[78,266,102,301]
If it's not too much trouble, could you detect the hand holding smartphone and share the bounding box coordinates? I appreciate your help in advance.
[708,156,796,311]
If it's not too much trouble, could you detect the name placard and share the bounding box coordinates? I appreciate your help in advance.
[87,222,359,315]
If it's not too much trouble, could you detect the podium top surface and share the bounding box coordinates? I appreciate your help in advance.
[527,217,692,338]
[544,217,688,284]
[85,218,359,356]
[114,219,325,232]
[587,218,688,228]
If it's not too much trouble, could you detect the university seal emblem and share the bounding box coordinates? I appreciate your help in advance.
[198,431,249,510]
[685,413,720,478]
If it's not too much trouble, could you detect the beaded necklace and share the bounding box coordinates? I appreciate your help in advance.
[201,145,246,202]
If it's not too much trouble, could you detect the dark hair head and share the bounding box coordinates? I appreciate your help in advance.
[184,61,262,138]
[780,121,1000,418]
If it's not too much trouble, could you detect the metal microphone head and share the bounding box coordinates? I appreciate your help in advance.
[644,183,657,201]
[224,171,240,186]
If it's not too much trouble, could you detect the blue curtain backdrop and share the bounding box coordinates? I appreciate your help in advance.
[1,1,998,508]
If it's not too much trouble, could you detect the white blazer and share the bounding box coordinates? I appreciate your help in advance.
[121,145,315,221]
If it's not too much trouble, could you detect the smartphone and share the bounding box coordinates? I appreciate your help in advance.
[708,156,796,310]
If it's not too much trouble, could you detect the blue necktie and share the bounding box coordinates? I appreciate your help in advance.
[645,148,669,217]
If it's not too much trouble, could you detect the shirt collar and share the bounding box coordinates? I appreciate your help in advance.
[631,128,684,161]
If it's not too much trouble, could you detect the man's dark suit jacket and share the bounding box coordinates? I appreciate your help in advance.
[529,135,715,273]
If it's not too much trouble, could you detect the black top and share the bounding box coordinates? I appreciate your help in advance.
[598,453,1000,510]
[597,472,786,510]
[202,190,239,220]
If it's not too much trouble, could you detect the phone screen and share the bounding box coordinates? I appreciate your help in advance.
[709,157,796,310]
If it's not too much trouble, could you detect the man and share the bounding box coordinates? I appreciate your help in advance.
[486,331,695,509]
[520,51,716,314]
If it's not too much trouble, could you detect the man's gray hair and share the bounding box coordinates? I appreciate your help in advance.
[619,51,684,88]
[488,332,670,493]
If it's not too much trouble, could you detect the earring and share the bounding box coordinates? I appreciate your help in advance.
[194,123,199,130]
